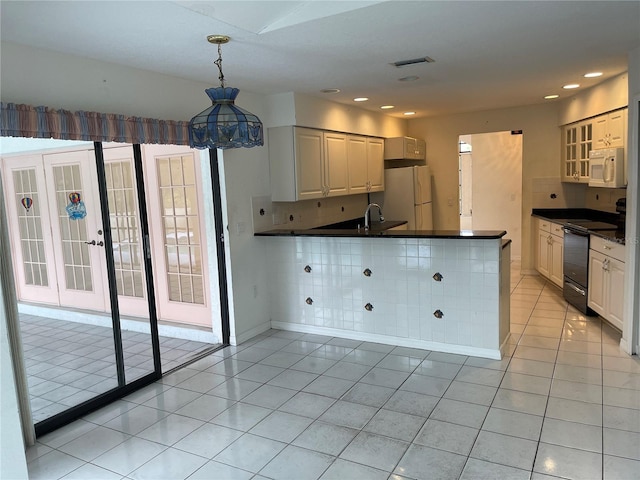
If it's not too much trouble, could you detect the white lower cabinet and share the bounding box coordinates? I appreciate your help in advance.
[535,219,564,288]
[588,236,625,331]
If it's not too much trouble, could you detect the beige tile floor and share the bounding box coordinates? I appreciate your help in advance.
[25,265,640,479]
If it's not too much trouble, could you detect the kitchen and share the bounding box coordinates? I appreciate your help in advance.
[1,2,640,479]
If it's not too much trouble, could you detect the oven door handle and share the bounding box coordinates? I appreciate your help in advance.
[563,227,589,237]
[566,282,586,296]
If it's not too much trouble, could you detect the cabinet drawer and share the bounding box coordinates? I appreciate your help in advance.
[550,222,564,239]
[537,218,551,233]
[590,235,625,263]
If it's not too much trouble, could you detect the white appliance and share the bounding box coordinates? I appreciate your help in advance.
[589,147,625,188]
[374,165,433,230]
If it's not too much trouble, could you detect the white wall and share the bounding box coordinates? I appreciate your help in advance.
[407,103,560,271]
[624,46,639,354]
[559,73,628,126]
[0,171,28,479]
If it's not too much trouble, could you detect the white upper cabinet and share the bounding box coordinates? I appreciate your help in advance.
[269,126,384,201]
[561,119,592,183]
[561,107,627,183]
[347,135,384,194]
[593,109,627,149]
[324,132,349,197]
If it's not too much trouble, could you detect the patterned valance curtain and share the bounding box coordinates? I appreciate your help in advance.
[0,103,190,146]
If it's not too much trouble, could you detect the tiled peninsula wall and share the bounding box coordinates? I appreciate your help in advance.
[264,236,510,359]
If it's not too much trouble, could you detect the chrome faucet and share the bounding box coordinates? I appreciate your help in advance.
[364,203,384,230]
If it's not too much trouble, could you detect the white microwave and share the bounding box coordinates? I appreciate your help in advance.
[589,148,625,188]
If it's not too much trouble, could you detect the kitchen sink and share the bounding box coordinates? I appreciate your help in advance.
[314,218,406,231]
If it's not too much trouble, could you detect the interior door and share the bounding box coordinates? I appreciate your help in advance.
[43,150,107,311]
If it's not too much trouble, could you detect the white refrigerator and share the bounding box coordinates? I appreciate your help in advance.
[374,165,433,230]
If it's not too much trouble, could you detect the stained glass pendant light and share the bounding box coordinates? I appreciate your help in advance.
[188,35,264,149]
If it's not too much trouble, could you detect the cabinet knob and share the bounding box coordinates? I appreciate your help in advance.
[363,268,372,277]
[364,303,374,311]
[432,272,443,282]
[433,309,444,319]
[304,265,312,273]
[305,297,313,305]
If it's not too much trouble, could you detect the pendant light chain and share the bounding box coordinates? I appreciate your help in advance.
[214,42,225,88]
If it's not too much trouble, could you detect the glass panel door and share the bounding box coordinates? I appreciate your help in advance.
[1,139,160,432]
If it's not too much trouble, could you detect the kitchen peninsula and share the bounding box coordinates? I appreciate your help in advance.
[256,227,511,359]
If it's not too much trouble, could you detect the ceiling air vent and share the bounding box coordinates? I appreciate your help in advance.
[391,56,435,68]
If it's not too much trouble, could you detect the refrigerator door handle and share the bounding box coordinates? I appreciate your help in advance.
[415,170,422,203]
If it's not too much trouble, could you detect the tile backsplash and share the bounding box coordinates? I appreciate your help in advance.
[531,177,586,209]
[585,187,626,213]
[252,194,369,232]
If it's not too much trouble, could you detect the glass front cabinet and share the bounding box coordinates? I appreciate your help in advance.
[561,119,592,183]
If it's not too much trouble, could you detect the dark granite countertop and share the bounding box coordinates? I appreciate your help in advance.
[531,208,625,245]
[255,228,507,239]
[589,229,627,244]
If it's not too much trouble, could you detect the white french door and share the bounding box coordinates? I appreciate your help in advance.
[2,154,60,305]
[143,144,211,327]
[2,144,213,328]
[2,150,108,311]
[42,150,107,311]
[102,146,149,317]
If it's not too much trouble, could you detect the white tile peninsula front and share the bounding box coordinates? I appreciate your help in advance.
[262,236,510,359]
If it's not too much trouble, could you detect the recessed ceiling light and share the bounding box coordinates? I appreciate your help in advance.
[380,105,395,110]
[544,94,559,99]
[584,72,603,78]
[353,97,369,102]
[321,88,340,94]
[398,76,419,82]
[403,111,416,116]
[563,84,580,89]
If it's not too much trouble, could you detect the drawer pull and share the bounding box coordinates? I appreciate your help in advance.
[304,265,312,273]
[364,303,374,311]
[432,272,443,282]
[305,297,313,305]
[363,268,372,277]
[433,309,444,319]
[603,245,612,250]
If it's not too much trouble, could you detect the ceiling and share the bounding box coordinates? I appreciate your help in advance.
[1,1,639,118]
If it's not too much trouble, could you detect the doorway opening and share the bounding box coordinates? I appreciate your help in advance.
[0,137,226,432]
[458,131,523,260]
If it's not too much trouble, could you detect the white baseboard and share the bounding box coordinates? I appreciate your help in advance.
[231,320,272,346]
[270,321,502,360]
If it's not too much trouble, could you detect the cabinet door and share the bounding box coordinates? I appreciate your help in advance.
[347,135,368,194]
[295,128,325,200]
[562,124,578,182]
[607,258,625,330]
[607,109,626,148]
[536,230,550,278]
[587,250,606,316]
[593,115,609,150]
[367,138,385,192]
[324,132,349,197]
[549,234,564,287]
[577,121,593,180]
